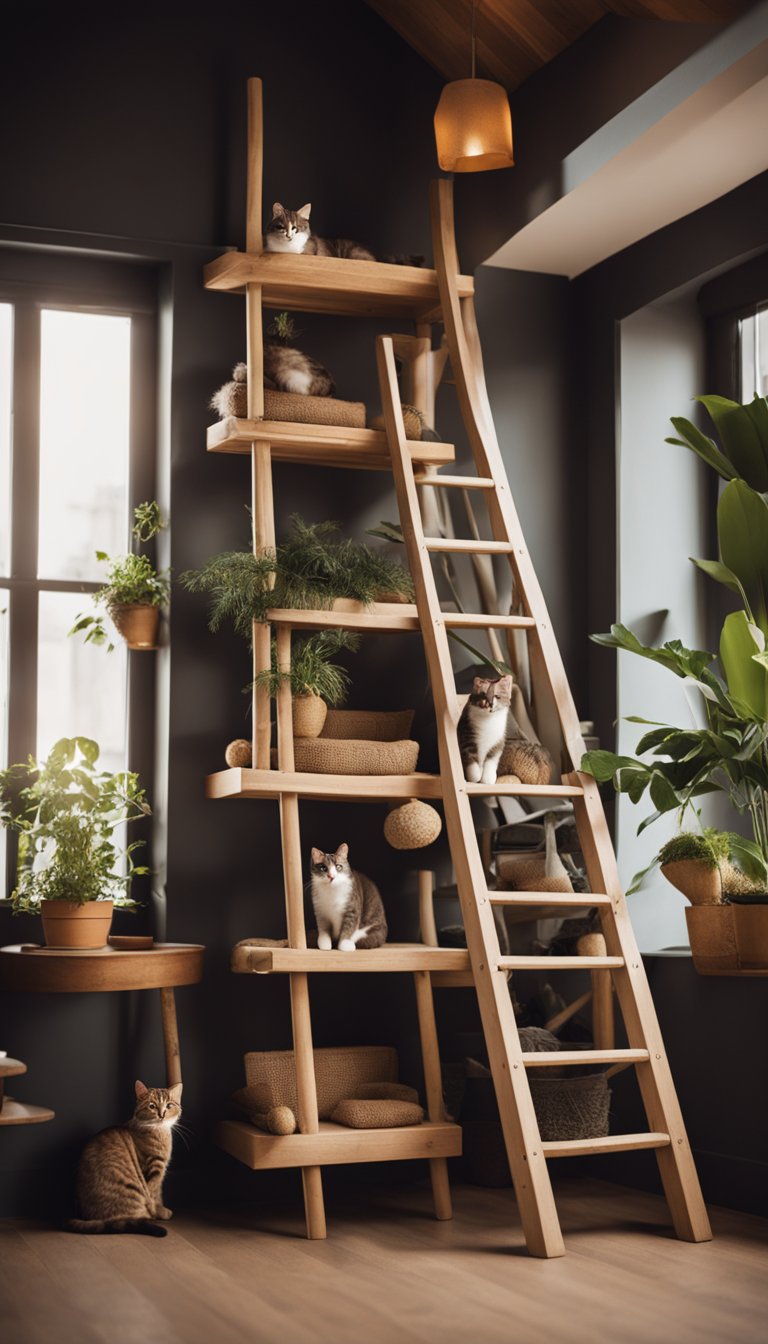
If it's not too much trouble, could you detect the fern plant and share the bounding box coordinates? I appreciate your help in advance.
[252,631,361,705]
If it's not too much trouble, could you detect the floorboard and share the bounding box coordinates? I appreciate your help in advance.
[1,1179,766,1344]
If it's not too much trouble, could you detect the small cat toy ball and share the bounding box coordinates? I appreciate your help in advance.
[384,800,442,850]
[225,738,252,768]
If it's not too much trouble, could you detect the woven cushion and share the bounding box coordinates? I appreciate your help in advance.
[243,1045,398,1119]
[292,737,419,775]
[264,389,365,427]
[321,709,415,742]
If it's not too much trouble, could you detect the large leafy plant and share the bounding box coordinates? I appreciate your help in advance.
[253,630,361,705]
[0,737,151,912]
[70,501,170,650]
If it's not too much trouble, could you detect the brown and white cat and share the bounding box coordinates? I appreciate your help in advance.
[68,1081,182,1237]
[265,204,423,266]
[457,674,513,785]
[310,843,387,951]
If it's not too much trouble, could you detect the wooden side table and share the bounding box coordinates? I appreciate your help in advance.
[0,943,205,1087]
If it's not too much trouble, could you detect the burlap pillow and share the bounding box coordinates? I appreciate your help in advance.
[321,709,415,742]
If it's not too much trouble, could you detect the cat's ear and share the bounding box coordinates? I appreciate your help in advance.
[169,1083,183,1103]
[311,847,324,863]
[497,675,513,691]
[473,676,490,691]
[298,203,311,219]
[271,202,284,218]
[335,842,349,860]
[135,1080,148,1098]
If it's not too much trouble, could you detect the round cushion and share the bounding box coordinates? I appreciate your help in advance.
[330,1098,424,1129]
[225,738,252,768]
[384,800,442,850]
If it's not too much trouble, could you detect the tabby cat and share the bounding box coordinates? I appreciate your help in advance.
[68,1081,182,1237]
[457,674,513,785]
[310,843,387,950]
[265,203,423,266]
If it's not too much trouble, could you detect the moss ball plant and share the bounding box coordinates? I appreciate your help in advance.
[657,829,730,869]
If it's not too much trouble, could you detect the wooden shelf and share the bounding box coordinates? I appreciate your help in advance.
[207,769,584,803]
[267,599,420,633]
[0,1057,27,1079]
[0,1098,55,1126]
[0,942,205,993]
[207,418,455,471]
[232,942,471,975]
[216,1117,462,1170]
[207,768,443,802]
[203,250,473,319]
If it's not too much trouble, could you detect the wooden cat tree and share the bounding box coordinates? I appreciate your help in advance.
[206,77,711,1257]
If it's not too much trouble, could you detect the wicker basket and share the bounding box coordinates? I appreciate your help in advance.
[244,1045,398,1119]
[292,737,419,775]
[213,377,365,428]
[321,708,415,742]
[292,693,328,739]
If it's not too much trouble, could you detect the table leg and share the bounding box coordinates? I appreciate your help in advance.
[160,987,182,1086]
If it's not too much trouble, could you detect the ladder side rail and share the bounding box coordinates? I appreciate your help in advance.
[429,179,585,769]
[570,773,712,1243]
[377,335,565,1259]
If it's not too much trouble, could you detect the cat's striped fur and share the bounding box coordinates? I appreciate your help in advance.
[68,1081,181,1237]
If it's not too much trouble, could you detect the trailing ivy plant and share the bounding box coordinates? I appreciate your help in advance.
[0,737,151,913]
[70,501,170,651]
[252,630,361,705]
[181,515,414,643]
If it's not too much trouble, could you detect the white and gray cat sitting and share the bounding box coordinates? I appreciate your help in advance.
[457,674,551,786]
[310,843,387,951]
[210,348,334,419]
[265,203,424,267]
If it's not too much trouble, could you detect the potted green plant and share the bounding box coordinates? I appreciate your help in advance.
[0,737,150,948]
[254,630,361,737]
[70,500,170,651]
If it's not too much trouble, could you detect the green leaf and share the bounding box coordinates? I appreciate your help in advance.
[690,558,754,619]
[649,773,681,814]
[697,394,768,492]
[717,480,768,638]
[725,833,768,885]
[365,521,404,544]
[580,750,640,783]
[719,611,768,721]
[667,417,735,481]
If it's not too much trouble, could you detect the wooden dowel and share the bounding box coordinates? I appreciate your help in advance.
[276,626,295,774]
[544,989,592,1035]
[245,77,263,254]
[251,438,274,771]
[418,870,439,947]
[160,988,181,1087]
[301,1166,327,1240]
[591,969,615,1050]
[413,970,452,1221]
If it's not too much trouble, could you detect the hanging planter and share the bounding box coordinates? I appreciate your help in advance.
[69,501,169,653]
[110,603,160,650]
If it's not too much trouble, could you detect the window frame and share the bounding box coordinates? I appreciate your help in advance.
[0,256,159,902]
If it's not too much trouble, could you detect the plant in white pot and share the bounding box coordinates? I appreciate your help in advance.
[70,500,170,651]
[0,737,150,948]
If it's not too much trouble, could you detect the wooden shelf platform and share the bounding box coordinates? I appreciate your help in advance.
[0,943,205,993]
[203,250,473,320]
[207,768,584,804]
[207,418,455,471]
[216,1117,462,1170]
[0,1098,55,1126]
[0,1057,27,1079]
[232,942,471,975]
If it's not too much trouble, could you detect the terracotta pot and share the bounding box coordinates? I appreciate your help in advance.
[110,604,159,650]
[292,694,328,739]
[685,904,739,974]
[730,898,768,970]
[661,858,722,906]
[40,900,114,949]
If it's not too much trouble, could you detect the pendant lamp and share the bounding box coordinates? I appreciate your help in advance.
[434,1,514,173]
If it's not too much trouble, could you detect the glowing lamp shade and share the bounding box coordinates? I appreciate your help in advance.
[434,78,513,173]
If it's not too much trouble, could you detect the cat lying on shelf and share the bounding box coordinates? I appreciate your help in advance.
[310,842,388,950]
[68,1081,182,1237]
[265,203,423,266]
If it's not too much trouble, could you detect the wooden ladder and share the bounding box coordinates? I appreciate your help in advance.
[374,178,712,1259]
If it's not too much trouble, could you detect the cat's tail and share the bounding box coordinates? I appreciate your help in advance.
[382,253,425,268]
[68,1217,167,1237]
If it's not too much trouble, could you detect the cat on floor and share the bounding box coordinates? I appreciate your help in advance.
[310,843,388,950]
[265,203,423,266]
[457,674,513,785]
[68,1081,182,1237]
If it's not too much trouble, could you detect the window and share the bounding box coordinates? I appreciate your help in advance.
[739,307,768,400]
[0,257,158,895]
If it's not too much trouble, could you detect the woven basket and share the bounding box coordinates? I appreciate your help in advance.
[497,856,572,893]
[292,693,328,739]
[321,708,415,742]
[292,737,419,775]
[244,1045,398,1119]
[213,377,365,429]
[529,1073,610,1142]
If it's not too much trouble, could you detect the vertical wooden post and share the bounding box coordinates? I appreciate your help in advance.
[413,970,452,1221]
[160,988,182,1087]
[591,970,615,1050]
[418,869,438,947]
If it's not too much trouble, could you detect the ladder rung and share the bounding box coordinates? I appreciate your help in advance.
[542,1133,671,1159]
[488,893,611,907]
[443,613,535,629]
[522,1049,649,1068]
[498,956,623,970]
[424,538,513,554]
[413,474,495,489]
[466,782,584,797]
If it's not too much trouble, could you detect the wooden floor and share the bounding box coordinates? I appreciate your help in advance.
[1,1179,766,1344]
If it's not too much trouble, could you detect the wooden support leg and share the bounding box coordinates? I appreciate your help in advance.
[160,987,182,1087]
[413,970,452,1221]
[417,870,438,947]
[591,969,615,1050]
[290,971,326,1240]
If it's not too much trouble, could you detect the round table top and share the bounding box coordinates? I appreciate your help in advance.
[0,942,205,993]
